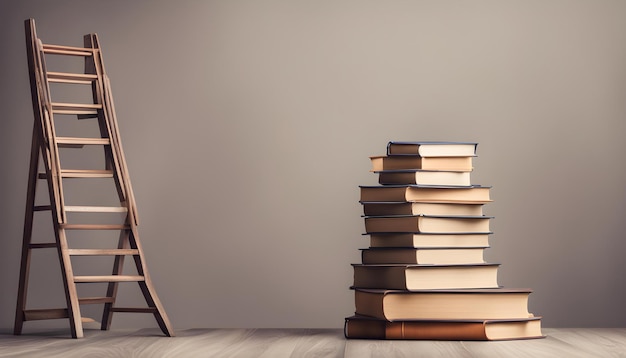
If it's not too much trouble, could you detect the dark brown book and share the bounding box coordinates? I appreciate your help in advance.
[344,315,544,340]
[354,288,533,321]
[352,264,499,290]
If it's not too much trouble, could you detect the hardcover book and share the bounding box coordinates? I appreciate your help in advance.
[360,247,485,265]
[361,202,484,217]
[386,141,478,157]
[354,288,534,321]
[363,215,492,234]
[344,315,544,341]
[352,263,499,290]
[360,185,491,203]
[370,156,473,172]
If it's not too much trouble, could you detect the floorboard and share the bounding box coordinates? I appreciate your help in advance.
[0,328,624,357]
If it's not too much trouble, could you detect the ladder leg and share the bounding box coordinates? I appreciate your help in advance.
[14,124,41,335]
[129,227,175,337]
[101,228,130,330]
[56,228,84,338]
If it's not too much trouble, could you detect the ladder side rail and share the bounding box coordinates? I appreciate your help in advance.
[100,228,131,330]
[33,22,83,338]
[102,76,139,226]
[18,19,82,338]
[91,33,139,225]
[83,34,137,225]
[15,20,47,335]
[13,122,42,335]
[128,227,175,336]
[35,38,67,223]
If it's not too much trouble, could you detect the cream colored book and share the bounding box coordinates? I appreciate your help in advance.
[360,185,491,203]
[354,288,534,321]
[386,141,478,157]
[360,247,485,265]
[352,264,499,290]
[368,233,490,248]
[370,156,473,172]
[362,202,484,216]
[364,215,492,234]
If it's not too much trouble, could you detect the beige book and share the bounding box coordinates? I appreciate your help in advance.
[354,288,534,321]
[352,264,499,290]
[364,215,491,234]
[360,185,491,203]
[362,202,484,216]
[369,233,490,248]
[360,247,485,265]
[370,156,473,172]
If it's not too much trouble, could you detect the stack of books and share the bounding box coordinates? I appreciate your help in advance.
[345,141,544,341]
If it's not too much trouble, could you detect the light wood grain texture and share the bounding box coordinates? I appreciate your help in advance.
[0,328,624,358]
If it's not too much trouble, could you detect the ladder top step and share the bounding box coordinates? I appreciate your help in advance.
[42,44,94,56]
[74,275,145,283]
[64,206,128,213]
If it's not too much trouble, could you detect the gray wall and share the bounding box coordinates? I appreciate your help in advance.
[2,0,626,332]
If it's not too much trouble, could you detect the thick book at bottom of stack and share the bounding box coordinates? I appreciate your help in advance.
[344,315,544,341]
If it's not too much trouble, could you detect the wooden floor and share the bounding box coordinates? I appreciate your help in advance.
[1,328,625,357]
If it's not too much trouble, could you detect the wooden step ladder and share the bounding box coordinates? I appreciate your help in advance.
[14,19,174,338]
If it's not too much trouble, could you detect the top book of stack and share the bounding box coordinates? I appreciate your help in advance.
[386,141,478,157]
[371,142,478,173]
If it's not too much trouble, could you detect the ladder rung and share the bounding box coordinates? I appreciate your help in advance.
[61,224,130,230]
[33,205,52,211]
[23,308,69,321]
[64,206,128,213]
[68,249,139,256]
[42,44,94,56]
[51,102,102,115]
[82,317,96,323]
[47,71,98,84]
[74,275,145,283]
[61,169,114,178]
[29,243,57,249]
[79,297,115,305]
[40,170,114,179]
[110,307,158,314]
[56,136,111,147]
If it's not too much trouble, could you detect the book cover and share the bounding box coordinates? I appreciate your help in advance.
[360,247,486,265]
[354,288,534,321]
[363,215,492,234]
[359,185,491,203]
[352,263,500,290]
[386,141,478,157]
[344,315,544,341]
